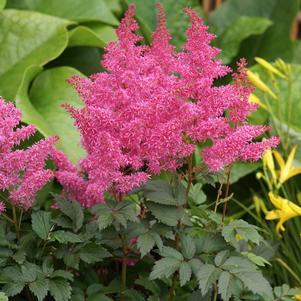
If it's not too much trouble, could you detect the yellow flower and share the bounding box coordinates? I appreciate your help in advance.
[294,293,301,301]
[273,145,301,188]
[266,192,301,235]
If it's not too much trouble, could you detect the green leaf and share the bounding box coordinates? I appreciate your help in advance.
[88,294,113,301]
[220,256,258,273]
[222,220,261,245]
[49,278,71,301]
[2,282,25,297]
[159,246,183,261]
[218,271,241,301]
[214,250,230,267]
[0,0,5,10]
[68,25,116,48]
[189,183,207,205]
[135,276,161,296]
[95,205,114,230]
[197,264,221,295]
[179,261,192,287]
[149,257,181,280]
[241,252,270,267]
[23,67,85,163]
[124,0,202,48]
[54,195,84,231]
[32,211,52,240]
[213,16,272,64]
[0,9,70,99]
[147,203,184,226]
[50,270,73,281]
[181,235,196,260]
[189,258,203,277]
[52,231,83,244]
[236,271,273,299]
[137,232,155,258]
[13,0,118,25]
[143,180,185,206]
[29,276,49,301]
[229,162,261,184]
[208,0,299,62]
[79,244,111,264]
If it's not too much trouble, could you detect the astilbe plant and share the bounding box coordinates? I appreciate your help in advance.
[54,4,278,208]
[0,98,55,210]
[0,5,287,301]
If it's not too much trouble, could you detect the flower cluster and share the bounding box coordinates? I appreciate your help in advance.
[0,99,55,210]
[54,4,278,206]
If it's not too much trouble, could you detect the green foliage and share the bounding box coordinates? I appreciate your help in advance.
[0,0,298,300]
[208,0,300,62]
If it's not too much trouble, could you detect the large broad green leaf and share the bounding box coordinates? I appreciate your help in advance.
[16,66,85,163]
[251,64,301,161]
[68,24,116,48]
[0,0,5,10]
[230,161,261,184]
[124,0,202,47]
[213,16,272,64]
[7,0,118,25]
[0,9,70,100]
[208,0,300,62]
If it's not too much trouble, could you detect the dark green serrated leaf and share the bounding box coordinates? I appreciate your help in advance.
[2,282,24,296]
[137,232,155,258]
[159,247,183,261]
[218,271,242,301]
[50,270,73,281]
[29,276,49,301]
[52,231,82,244]
[79,244,111,264]
[54,196,84,231]
[147,203,184,226]
[49,278,71,301]
[149,257,181,280]
[215,250,230,267]
[197,264,221,295]
[181,235,196,260]
[32,211,52,240]
[179,261,192,286]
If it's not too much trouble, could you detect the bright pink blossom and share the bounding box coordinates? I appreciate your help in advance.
[0,99,55,209]
[54,4,278,206]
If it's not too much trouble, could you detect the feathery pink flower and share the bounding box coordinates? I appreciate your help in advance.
[54,4,278,206]
[0,99,56,209]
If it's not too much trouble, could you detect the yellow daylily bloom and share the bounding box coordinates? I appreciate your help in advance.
[273,146,301,187]
[247,70,277,99]
[248,94,267,110]
[266,192,301,235]
[255,57,285,78]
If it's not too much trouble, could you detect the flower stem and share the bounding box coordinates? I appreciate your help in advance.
[222,166,232,223]
[120,236,128,301]
[169,155,193,301]
[12,206,20,240]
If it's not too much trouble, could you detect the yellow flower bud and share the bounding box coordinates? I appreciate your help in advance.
[255,57,285,78]
[247,70,277,99]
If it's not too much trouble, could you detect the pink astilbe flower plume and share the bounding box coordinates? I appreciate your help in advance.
[54,4,279,207]
[0,99,56,209]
